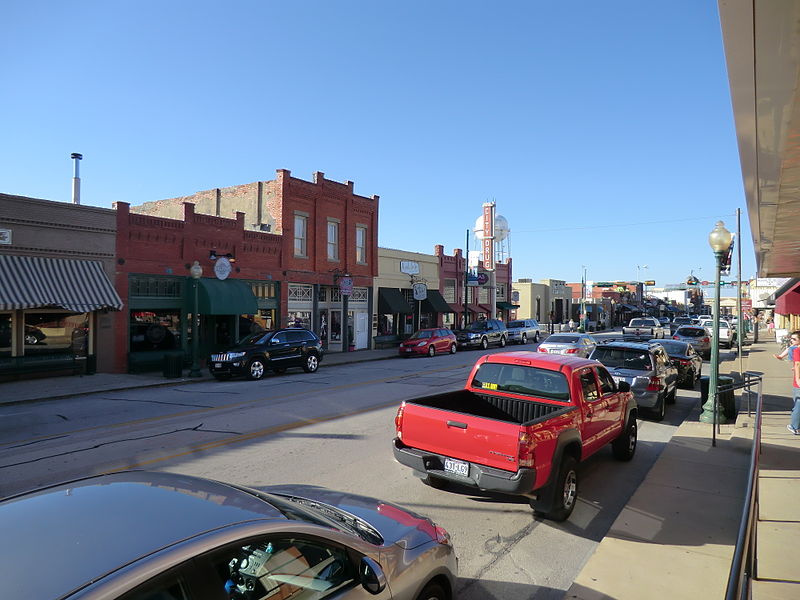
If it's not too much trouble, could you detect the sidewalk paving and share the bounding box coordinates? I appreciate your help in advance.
[566,332,800,599]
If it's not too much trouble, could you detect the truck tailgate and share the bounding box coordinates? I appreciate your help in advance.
[401,404,523,472]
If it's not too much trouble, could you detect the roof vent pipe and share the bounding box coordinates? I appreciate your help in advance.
[71,153,82,204]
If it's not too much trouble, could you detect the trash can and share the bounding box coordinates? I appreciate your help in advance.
[163,351,184,378]
[699,375,736,420]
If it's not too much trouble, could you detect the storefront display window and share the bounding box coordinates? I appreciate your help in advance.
[130,310,181,352]
[287,311,311,329]
[25,312,90,356]
[379,314,395,336]
[330,310,342,341]
[0,314,11,357]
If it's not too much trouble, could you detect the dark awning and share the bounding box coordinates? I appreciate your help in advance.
[187,278,258,315]
[0,255,123,312]
[421,289,453,313]
[497,302,520,310]
[378,287,412,314]
[619,303,639,311]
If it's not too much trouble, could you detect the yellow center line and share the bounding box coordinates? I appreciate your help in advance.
[2,362,470,448]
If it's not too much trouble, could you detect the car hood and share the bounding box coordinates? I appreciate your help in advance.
[263,485,441,550]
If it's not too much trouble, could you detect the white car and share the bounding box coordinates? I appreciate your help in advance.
[699,319,737,348]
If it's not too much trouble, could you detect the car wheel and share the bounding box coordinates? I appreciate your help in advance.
[480,337,489,350]
[247,359,265,380]
[449,343,457,354]
[652,396,666,421]
[427,345,436,357]
[24,334,39,345]
[696,365,702,381]
[415,581,449,600]
[302,353,319,373]
[533,332,539,343]
[499,336,506,348]
[521,333,527,344]
[682,368,695,389]
[542,455,579,522]
[612,415,637,461]
[666,384,677,404]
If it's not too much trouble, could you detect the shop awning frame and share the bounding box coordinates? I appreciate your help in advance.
[421,289,453,313]
[0,255,123,312]
[378,287,412,314]
[187,278,259,315]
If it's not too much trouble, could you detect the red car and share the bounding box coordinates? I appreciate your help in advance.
[399,328,457,357]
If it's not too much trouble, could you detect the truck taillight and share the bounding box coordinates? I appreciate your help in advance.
[518,431,535,468]
[395,402,405,439]
[565,348,578,354]
[647,376,661,391]
[538,346,547,352]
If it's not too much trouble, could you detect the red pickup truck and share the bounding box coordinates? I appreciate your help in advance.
[393,352,637,521]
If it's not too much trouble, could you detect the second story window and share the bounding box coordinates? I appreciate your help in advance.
[327,220,339,261]
[294,214,307,257]
[356,226,367,264]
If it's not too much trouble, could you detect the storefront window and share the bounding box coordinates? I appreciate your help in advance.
[379,314,395,336]
[330,310,342,341]
[25,312,89,356]
[130,310,181,352]
[287,311,311,329]
[0,314,11,357]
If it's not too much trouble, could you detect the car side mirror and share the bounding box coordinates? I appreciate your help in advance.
[360,557,387,595]
[617,381,631,392]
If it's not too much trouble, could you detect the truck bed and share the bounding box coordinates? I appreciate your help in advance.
[409,389,574,426]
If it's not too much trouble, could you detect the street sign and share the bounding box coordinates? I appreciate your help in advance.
[339,277,353,295]
[482,203,495,271]
[412,283,427,301]
[476,272,489,285]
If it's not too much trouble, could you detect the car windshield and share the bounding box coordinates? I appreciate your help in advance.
[592,347,652,370]
[655,340,687,354]
[471,363,570,401]
[465,321,488,331]
[674,318,692,325]
[629,319,653,327]
[239,331,272,345]
[409,330,433,339]
[545,335,580,343]
[507,321,526,328]
[676,327,705,338]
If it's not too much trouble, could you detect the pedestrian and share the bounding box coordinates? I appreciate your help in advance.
[787,331,800,435]
[768,318,775,336]
[568,318,575,332]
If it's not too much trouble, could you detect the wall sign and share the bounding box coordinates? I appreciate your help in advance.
[214,256,232,280]
[0,229,11,245]
[400,261,420,275]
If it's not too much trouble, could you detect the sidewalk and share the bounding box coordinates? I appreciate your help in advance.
[566,332,800,599]
[0,347,400,406]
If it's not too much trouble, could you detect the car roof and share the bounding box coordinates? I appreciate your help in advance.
[481,351,596,372]
[595,340,660,351]
[0,471,285,600]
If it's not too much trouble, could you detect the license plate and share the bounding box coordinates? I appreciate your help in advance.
[215,363,222,368]
[443,458,469,477]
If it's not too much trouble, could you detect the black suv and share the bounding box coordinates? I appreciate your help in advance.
[455,319,508,350]
[209,328,324,381]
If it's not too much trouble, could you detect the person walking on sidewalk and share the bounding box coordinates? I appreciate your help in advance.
[787,331,800,435]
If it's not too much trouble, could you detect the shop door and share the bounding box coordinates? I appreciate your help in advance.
[355,312,369,349]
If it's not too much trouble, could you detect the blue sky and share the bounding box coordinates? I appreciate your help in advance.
[1,1,752,288]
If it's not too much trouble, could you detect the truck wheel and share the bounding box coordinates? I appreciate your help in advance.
[427,345,436,357]
[480,337,489,350]
[612,417,637,461]
[546,455,578,522]
[521,333,527,344]
[499,336,506,348]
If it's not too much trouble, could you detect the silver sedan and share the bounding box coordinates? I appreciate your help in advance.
[672,325,712,359]
[537,333,597,357]
[0,471,457,600]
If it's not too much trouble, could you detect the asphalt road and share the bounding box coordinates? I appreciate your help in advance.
[0,338,702,598]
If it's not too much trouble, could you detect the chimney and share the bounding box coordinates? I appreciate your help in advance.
[71,153,82,204]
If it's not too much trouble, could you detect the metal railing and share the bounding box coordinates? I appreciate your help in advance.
[725,371,764,600]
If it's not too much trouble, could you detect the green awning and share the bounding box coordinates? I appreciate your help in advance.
[422,289,453,313]
[378,287,412,314]
[186,278,259,315]
[497,302,520,310]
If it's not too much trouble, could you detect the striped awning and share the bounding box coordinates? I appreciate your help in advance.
[0,255,123,312]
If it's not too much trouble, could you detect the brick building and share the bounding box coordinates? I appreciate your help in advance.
[129,170,379,357]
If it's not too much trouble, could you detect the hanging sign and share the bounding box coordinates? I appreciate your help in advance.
[339,276,353,295]
[214,257,232,280]
[482,203,495,271]
[413,283,428,301]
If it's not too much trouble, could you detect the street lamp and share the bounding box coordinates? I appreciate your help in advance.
[700,221,733,427]
[189,260,203,377]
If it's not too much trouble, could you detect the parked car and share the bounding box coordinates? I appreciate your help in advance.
[589,341,678,421]
[622,317,666,340]
[0,471,457,600]
[698,319,737,348]
[649,338,703,388]
[669,316,695,334]
[454,319,508,350]
[505,318,541,344]
[657,316,671,327]
[537,333,597,357]
[0,324,47,346]
[393,352,637,521]
[209,327,323,380]
[399,328,457,357]
[672,325,712,359]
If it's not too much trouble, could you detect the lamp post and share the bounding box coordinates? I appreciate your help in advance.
[700,221,733,427]
[189,260,203,377]
[636,264,648,308]
[580,265,587,332]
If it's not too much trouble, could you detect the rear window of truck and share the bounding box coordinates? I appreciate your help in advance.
[471,363,570,401]
[629,319,653,327]
[592,347,652,370]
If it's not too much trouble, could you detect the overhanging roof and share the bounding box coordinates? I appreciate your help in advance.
[0,254,123,312]
[187,278,258,315]
[718,0,800,276]
[421,289,452,313]
[378,287,411,314]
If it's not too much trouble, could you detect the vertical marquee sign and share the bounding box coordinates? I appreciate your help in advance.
[482,202,495,271]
